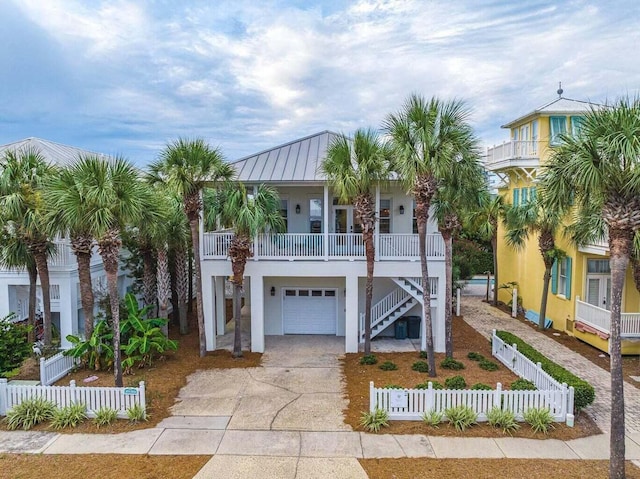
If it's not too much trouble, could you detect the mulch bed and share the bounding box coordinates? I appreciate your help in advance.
[342,315,601,439]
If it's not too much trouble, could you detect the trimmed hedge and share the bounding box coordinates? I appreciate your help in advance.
[496,330,595,411]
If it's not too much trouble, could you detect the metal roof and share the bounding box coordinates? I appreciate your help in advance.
[502,97,604,128]
[231,131,341,183]
[0,137,110,167]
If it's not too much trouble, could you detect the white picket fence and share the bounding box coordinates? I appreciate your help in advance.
[40,351,79,385]
[370,330,575,424]
[0,378,146,419]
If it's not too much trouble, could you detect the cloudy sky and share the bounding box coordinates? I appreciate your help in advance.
[1,0,639,165]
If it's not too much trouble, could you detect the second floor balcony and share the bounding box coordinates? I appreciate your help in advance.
[202,232,445,261]
[485,140,541,172]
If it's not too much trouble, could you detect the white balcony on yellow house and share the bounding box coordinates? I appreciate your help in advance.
[485,140,542,172]
[574,297,640,354]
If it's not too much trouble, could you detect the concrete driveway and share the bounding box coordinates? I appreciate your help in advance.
[170,335,351,431]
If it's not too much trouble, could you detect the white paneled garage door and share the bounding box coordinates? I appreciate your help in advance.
[282,288,337,335]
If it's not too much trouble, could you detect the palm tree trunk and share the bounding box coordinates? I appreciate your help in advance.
[156,245,170,336]
[538,264,552,329]
[443,231,453,358]
[142,247,157,317]
[229,236,251,358]
[608,228,631,479]
[188,245,194,313]
[363,228,374,355]
[491,234,499,306]
[27,262,37,343]
[71,236,95,339]
[233,283,243,357]
[174,246,189,335]
[416,198,436,377]
[33,249,52,346]
[189,218,206,357]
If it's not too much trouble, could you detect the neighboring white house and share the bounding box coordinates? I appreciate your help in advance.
[0,138,135,347]
[201,131,447,354]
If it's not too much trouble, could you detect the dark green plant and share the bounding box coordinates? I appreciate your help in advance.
[510,378,537,391]
[93,407,118,428]
[444,405,477,431]
[0,313,32,377]
[419,351,428,359]
[471,383,493,390]
[50,403,87,429]
[383,384,403,389]
[360,354,378,365]
[524,407,555,434]
[496,330,595,410]
[411,361,430,373]
[479,359,499,371]
[379,360,398,371]
[5,397,56,430]
[360,408,389,432]
[415,381,443,390]
[467,352,484,361]
[64,319,114,371]
[441,357,465,370]
[444,375,467,390]
[453,238,493,279]
[487,407,520,435]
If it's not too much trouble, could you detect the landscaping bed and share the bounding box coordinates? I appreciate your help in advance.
[342,316,601,439]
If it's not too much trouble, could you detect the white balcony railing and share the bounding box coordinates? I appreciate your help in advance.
[575,298,640,338]
[486,140,541,166]
[202,232,445,261]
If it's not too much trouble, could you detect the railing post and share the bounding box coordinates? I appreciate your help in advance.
[139,381,146,418]
[492,329,497,356]
[369,381,375,412]
[70,379,77,406]
[495,382,502,410]
[427,382,434,412]
[0,378,7,415]
[40,357,47,385]
[512,288,517,318]
[456,288,461,317]
[566,385,575,426]
[536,362,543,388]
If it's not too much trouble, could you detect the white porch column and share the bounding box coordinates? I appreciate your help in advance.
[345,274,359,353]
[202,273,216,351]
[374,185,380,261]
[250,275,265,353]
[0,281,10,319]
[215,276,226,336]
[323,185,329,260]
[57,280,74,349]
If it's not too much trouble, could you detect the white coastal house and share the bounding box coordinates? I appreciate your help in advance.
[0,138,135,347]
[201,131,447,353]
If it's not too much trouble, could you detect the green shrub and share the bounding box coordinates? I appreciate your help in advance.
[453,238,493,279]
[496,330,595,411]
[479,359,499,371]
[0,313,32,377]
[360,354,378,365]
[419,351,428,359]
[510,378,537,391]
[94,407,118,428]
[50,403,87,429]
[471,383,493,390]
[441,357,465,370]
[6,397,56,430]
[383,384,403,389]
[444,375,467,390]
[126,404,147,423]
[487,407,519,435]
[467,352,485,362]
[379,360,398,371]
[444,405,478,431]
[415,381,443,390]
[360,408,389,432]
[421,409,443,427]
[411,361,430,373]
[524,407,555,434]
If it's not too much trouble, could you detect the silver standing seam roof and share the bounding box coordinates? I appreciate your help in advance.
[502,97,604,129]
[0,137,110,166]
[231,131,341,183]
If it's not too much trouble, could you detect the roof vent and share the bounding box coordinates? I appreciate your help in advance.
[557,81,563,98]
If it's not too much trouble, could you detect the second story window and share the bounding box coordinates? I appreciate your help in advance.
[379,199,391,233]
[412,200,418,234]
[571,116,585,137]
[280,199,288,232]
[309,198,322,233]
[550,116,567,146]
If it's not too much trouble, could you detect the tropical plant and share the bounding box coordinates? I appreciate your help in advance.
[510,378,537,391]
[204,182,284,357]
[523,407,555,434]
[359,354,378,365]
[93,407,118,428]
[440,357,465,370]
[379,360,398,371]
[467,352,484,361]
[479,359,499,371]
[6,397,56,430]
[0,313,32,377]
[444,375,467,390]
[504,194,565,329]
[421,409,444,427]
[471,383,493,390]
[411,361,430,373]
[64,319,114,371]
[0,147,56,345]
[151,138,235,357]
[444,405,477,431]
[126,403,147,423]
[487,407,519,435]
[385,94,479,376]
[50,403,87,429]
[360,408,389,432]
[541,97,640,478]
[321,129,390,354]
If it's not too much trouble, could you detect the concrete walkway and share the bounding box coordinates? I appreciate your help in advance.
[461,295,640,433]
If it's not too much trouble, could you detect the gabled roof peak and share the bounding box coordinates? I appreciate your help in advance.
[0,137,111,167]
[501,95,604,129]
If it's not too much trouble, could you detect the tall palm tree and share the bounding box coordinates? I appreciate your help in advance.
[0,147,56,345]
[205,183,284,357]
[504,195,564,329]
[74,156,151,387]
[466,193,507,306]
[321,129,390,354]
[150,139,235,357]
[542,97,640,479]
[384,94,479,376]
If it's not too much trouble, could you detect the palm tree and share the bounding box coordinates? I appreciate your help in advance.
[0,147,56,345]
[150,139,235,357]
[504,195,564,329]
[542,97,640,479]
[384,94,479,376]
[73,156,151,387]
[321,129,390,354]
[205,183,284,357]
[466,193,507,306]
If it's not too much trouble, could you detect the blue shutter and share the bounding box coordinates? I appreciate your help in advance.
[513,188,520,206]
[530,187,537,201]
[521,188,528,204]
[565,257,572,299]
[551,260,558,294]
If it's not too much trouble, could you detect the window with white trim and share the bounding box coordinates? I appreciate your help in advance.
[379,199,391,234]
[550,116,567,146]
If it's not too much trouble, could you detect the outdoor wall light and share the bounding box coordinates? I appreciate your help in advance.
[295,204,301,214]
[271,286,276,296]
[399,205,405,215]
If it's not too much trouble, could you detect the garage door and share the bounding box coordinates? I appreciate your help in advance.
[283,288,337,334]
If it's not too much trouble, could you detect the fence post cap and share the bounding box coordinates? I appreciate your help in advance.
[496,382,502,390]
[536,362,542,368]
[428,381,433,390]
[369,381,374,387]
[40,357,45,364]
[70,380,76,387]
[140,381,145,388]
[0,378,7,384]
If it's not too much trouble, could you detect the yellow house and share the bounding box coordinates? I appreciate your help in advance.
[486,92,640,354]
